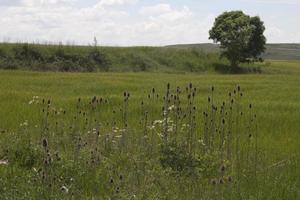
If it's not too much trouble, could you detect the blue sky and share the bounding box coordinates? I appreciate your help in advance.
[0,0,299,45]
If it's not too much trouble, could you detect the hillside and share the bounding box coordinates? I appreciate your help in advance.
[0,43,225,72]
[167,43,300,60]
[0,43,299,73]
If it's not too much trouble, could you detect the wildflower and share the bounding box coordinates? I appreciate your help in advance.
[168,105,175,111]
[61,186,69,193]
[0,160,8,165]
[153,120,163,125]
[20,120,28,127]
[167,126,174,132]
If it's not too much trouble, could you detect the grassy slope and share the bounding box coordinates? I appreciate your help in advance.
[0,43,224,72]
[2,43,300,73]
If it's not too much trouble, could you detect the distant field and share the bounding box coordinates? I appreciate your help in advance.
[167,43,300,60]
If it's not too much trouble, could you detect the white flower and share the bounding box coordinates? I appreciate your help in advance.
[153,120,163,125]
[168,105,175,111]
[167,127,174,132]
[113,129,118,133]
[148,125,155,130]
[0,160,8,165]
[61,186,69,193]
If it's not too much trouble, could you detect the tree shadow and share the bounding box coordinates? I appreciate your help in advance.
[213,63,262,74]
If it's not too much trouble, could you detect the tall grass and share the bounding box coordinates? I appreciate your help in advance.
[0,82,299,199]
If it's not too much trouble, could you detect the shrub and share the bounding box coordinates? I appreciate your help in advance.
[88,48,110,71]
[13,44,44,62]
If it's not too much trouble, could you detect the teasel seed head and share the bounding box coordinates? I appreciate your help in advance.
[211,179,217,185]
[42,138,48,149]
[220,164,226,172]
[219,178,224,184]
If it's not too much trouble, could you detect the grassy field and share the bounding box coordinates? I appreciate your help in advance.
[0,60,300,199]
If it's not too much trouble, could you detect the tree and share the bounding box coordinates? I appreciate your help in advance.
[209,11,266,68]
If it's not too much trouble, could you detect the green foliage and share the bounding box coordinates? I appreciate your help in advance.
[13,44,44,62]
[0,43,111,72]
[0,70,300,199]
[209,11,266,67]
[160,143,200,173]
[0,43,230,73]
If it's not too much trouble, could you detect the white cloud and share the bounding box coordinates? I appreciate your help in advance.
[0,0,21,7]
[96,0,138,7]
[0,1,297,45]
[265,25,300,43]
[139,4,172,16]
[0,1,214,45]
[243,0,300,4]
[21,0,75,7]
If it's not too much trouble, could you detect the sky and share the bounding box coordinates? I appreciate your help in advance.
[0,0,299,46]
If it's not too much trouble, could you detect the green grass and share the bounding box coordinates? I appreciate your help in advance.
[0,61,300,199]
[1,68,299,154]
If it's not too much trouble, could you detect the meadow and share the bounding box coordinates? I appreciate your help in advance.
[0,60,300,199]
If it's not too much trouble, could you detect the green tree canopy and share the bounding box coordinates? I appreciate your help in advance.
[209,11,266,68]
